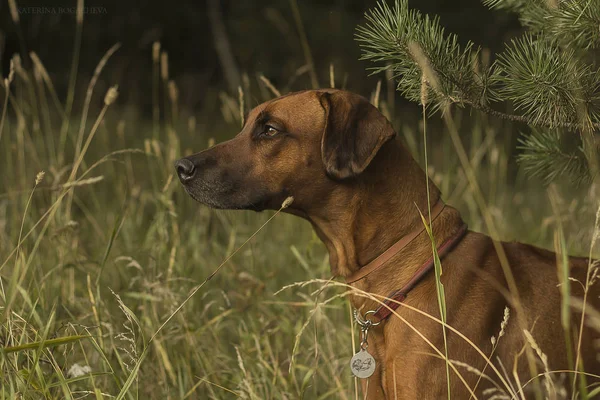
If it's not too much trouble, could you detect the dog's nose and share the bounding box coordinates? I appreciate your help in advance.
[175,158,196,183]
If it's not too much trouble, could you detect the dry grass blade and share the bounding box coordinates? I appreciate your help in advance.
[289,0,319,88]
[280,278,519,395]
[114,197,294,399]
[72,43,121,163]
[409,39,542,397]
[259,75,282,98]
[572,203,600,397]
[3,12,599,397]
[2,335,91,353]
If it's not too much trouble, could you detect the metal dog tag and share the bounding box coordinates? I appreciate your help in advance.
[350,349,376,378]
[351,309,380,379]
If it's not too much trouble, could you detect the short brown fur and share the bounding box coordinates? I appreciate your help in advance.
[175,90,600,399]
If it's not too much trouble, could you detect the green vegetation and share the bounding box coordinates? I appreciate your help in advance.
[357,0,600,185]
[1,1,599,398]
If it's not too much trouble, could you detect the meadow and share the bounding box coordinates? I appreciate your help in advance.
[1,29,599,400]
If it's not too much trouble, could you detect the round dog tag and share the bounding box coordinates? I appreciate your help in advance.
[350,349,376,378]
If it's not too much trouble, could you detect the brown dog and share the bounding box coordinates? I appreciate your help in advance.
[175,89,599,399]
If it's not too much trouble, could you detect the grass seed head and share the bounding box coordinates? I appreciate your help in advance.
[8,0,19,23]
[420,73,428,107]
[104,85,119,106]
[76,0,84,24]
[499,306,510,338]
[282,196,294,209]
[168,80,178,102]
[35,171,45,185]
[6,59,15,85]
[153,41,161,63]
[161,52,169,81]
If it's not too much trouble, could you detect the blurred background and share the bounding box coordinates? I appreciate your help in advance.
[1,0,521,127]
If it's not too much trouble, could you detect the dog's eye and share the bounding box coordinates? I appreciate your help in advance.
[263,125,279,137]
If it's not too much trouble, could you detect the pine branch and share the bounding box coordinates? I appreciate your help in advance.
[482,0,551,30]
[549,0,600,49]
[357,0,600,130]
[517,129,591,185]
[484,0,600,50]
[496,35,600,129]
[355,0,497,114]
[358,0,600,184]
[473,104,600,129]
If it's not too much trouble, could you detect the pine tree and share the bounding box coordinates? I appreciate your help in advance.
[356,0,600,184]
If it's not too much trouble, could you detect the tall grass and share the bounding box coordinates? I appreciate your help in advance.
[1,22,600,400]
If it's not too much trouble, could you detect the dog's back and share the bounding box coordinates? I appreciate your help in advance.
[495,239,599,394]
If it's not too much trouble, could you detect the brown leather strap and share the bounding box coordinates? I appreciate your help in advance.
[372,223,468,321]
[345,200,446,284]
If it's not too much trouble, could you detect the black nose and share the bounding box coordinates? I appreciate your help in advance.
[175,158,196,183]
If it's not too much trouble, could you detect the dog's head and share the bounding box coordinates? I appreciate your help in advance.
[174,89,396,212]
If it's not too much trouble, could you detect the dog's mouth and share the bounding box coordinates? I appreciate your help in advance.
[174,155,287,212]
[181,181,271,212]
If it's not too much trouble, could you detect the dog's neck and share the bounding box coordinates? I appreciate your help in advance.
[305,139,443,278]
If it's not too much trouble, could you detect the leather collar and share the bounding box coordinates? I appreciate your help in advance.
[369,223,468,322]
[345,200,446,284]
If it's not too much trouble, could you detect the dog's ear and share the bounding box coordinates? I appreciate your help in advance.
[319,91,396,180]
